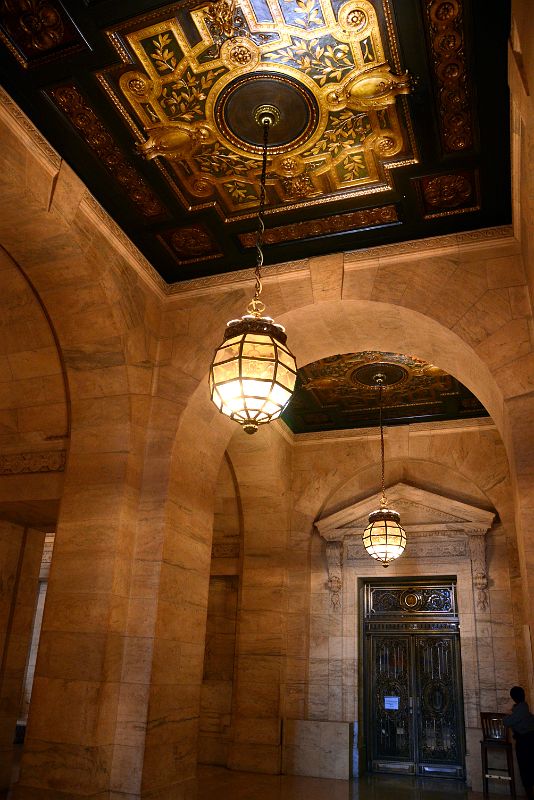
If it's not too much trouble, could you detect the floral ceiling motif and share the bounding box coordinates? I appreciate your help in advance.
[0,0,510,279]
[100,0,416,219]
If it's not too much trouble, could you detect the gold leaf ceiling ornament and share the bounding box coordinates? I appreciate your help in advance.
[282,351,488,434]
[102,0,417,221]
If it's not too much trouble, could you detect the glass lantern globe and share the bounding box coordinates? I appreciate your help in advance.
[209,313,297,434]
[362,505,406,567]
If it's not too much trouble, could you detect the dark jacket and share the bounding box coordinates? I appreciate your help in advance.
[504,701,534,735]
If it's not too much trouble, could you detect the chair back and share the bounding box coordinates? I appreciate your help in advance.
[480,712,510,742]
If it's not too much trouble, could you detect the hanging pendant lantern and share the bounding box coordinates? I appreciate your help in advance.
[209,313,297,434]
[362,372,406,566]
[362,502,407,566]
[209,107,297,434]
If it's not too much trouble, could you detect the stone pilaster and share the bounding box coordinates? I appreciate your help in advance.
[0,523,44,790]
[227,425,291,775]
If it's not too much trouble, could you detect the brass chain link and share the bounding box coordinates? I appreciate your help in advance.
[247,118,270,317]
[379,384,387,506]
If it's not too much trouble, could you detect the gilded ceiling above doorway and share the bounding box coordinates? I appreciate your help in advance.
[281,351,488,433]
[0,0,511,282]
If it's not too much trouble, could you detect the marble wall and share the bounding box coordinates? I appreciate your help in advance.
[199,455,241,764]
[198,576,239,766]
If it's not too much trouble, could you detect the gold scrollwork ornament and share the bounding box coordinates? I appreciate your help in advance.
[119,70,157,103]
[137,122,214,161]
[220,37,260,70]
[324,62,412,115]
[204,0,237,38]
[342,63,412,112]
[271,153,306,178]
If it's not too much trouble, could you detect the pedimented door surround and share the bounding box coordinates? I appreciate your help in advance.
[312,483,498,790]
[316,483,495,614]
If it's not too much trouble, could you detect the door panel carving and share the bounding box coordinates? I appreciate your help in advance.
[416,636,461,767]
[364,579,465,778]
[372,636,411,761]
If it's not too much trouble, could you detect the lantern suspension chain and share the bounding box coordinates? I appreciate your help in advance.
[248,117,270,317]
[379,384,387,506]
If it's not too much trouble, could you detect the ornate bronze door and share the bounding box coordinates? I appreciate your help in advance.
[363,580,465,778]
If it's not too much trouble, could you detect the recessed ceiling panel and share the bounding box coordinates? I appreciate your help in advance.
[99,0,416,222]
[282,351,488,433]
[0,0,511,282]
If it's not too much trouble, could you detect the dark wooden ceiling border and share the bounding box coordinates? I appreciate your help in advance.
[422,0,474,153]
[48,82,168,219]
[238,205,399,247]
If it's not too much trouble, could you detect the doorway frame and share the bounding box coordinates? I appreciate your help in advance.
[314,482,500,790]
[359,576,466,779]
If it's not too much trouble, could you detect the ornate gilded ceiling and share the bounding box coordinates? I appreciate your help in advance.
[0,0,510,282]
[100,0,415,222]
[281,351,487,433]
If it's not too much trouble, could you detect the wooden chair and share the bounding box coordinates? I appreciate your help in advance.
[480,712,516,797]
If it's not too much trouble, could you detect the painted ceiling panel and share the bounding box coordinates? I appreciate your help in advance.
[0,0,511,283]
[281,351,488,433]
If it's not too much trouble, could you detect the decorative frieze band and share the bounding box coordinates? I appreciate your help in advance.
[0,450,66,475]
[345,536,468,561]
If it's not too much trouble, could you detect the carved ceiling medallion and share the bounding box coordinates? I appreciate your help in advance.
[282,350,488,433]
[0,0,85,67]
[100,0,416,220]
[415,169,479,219]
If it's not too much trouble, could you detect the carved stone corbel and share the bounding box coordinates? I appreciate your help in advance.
[468,530,489,612]
[325,540,343,610]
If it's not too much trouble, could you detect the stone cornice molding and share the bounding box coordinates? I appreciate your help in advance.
[0,86,61,171]
[79,193,167,299]
[291,417,495,446]
[166,259,309,299]
[337,522,488,536]
[0,88,167,300]
[166,227,515,297]
[508,41,532,121]
[344,225,516,268]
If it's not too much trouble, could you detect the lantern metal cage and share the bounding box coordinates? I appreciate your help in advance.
[362,503,407,566]
[209,314,297,435]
